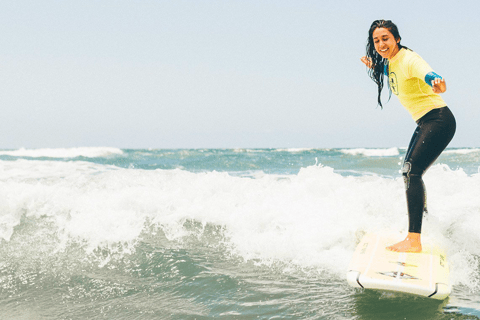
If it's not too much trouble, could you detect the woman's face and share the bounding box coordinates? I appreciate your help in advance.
[372,27,400,59]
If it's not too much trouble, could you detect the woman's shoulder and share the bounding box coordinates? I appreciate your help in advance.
[402,49,433,77]
[397,49,429,71]
[402,49,425,62]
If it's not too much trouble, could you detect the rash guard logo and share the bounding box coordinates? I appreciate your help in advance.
[389,72,399,95]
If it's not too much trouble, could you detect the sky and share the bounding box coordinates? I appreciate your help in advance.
[0,0,479,149]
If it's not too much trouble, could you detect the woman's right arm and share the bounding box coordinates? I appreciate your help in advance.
[360,56,373,68]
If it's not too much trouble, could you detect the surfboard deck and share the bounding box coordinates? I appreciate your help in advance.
[347,233,451,300]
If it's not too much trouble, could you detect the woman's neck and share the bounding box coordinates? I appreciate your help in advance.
[388,46,402,61]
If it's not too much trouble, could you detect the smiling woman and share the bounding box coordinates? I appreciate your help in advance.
[360,20,408,108]
[360,20,456,253]
[372,27,400,60]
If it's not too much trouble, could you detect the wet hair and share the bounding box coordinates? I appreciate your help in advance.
[365,20,408,108]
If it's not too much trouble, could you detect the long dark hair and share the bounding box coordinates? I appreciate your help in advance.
[366,20,407,108]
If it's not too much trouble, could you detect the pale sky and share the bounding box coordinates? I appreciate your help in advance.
[1,0,478,149]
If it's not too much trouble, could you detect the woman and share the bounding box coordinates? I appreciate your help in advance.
[361,20,456,252]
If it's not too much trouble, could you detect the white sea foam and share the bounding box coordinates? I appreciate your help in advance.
[443,148,480,155]
[0,160,479,290]
[275,148,317,153]
[0,147,124,158]
[233,148,317,153]
[340,147,400,157]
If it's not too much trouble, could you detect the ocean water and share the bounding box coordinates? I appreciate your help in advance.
[0,147,480,320]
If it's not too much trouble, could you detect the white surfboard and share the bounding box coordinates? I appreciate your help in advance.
[347,233,451,300]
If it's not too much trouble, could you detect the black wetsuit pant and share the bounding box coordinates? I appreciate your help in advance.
[402,107,456,234]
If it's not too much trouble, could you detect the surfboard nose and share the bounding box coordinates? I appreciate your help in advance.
[347,271,363,288]
[347,233,451,300]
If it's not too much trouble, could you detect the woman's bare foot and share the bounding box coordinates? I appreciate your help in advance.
[386,232,422,253]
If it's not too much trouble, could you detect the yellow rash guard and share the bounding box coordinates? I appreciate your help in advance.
[387,48,447,121]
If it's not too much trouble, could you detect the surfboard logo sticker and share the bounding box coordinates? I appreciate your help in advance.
[378,271,419,280]
[360,243,369,254]
[390,261,418,268]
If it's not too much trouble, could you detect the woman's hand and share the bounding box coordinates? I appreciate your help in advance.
[360,56,373,69]
[431,78,447,93]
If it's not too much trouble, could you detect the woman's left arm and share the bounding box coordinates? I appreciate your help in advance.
[431,77,447,93]
[425,71,447,93]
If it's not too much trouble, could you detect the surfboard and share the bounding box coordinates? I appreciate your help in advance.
[347,233,451,300]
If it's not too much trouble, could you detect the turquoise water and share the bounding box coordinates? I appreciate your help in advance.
[0,147,479,319]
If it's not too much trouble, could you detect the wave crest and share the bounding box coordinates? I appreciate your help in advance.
[340,148,400,157]
[0,147,123,158]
